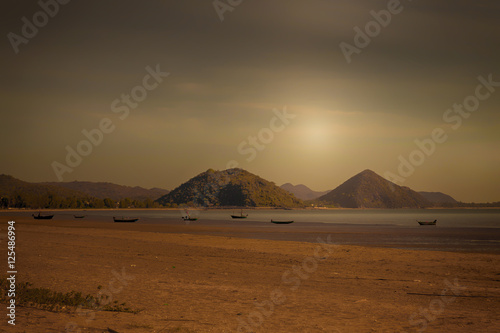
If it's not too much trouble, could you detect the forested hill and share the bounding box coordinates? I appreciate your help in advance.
[156,168,304,208]
[0,174,96,208]
[0,175,162,209]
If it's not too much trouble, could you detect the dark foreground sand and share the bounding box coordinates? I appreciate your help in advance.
[1,214,499,332]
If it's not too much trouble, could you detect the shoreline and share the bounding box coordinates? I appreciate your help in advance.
[3,214,500,254]
[1,214,499,332]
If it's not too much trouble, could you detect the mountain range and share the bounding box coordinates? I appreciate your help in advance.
[42,181,169,201]
[280,183,330,201]
[2,169,496,209]
[0,174,168,209]
[280,171,460,208]
[0,174,95,208]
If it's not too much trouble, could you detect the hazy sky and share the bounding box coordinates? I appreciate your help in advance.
[1,0,499,202]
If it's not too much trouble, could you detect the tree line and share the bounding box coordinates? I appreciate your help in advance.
[0,193,180,209]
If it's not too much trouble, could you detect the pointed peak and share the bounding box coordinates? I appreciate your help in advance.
[358,169,377,176]
[348,169,381,181]
[317,168,430,208]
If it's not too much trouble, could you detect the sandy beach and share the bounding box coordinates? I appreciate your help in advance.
[1,213,499,332]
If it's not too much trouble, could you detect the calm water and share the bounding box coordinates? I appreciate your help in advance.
[52,208,500,228]
[4,209,500,252]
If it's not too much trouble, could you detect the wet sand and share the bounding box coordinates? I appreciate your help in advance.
[1,213,499,332]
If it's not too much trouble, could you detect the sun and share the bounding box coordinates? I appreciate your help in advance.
[301,120,332,148]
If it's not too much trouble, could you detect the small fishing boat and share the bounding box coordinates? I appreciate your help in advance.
[32,212,54,220]
[74,215,86,219]
[271,220,294,224]
[113,217,139,223]
[231,209,248,219]
[182,209,198,221]
[417,220,437,226]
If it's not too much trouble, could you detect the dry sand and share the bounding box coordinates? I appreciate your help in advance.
[1,214,499,333]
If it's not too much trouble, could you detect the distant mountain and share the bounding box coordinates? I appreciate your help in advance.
[419,191,457,204]
[156,168,304,207]
[0,174,95,208]
[280,183,330,201]
[42,181,169,201]
[317,169,431,208]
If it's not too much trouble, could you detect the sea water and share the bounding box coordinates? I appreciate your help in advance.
[64,208,500,228]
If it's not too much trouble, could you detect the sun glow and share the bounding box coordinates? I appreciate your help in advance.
[300,120,333,148]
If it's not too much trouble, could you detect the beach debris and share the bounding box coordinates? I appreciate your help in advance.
[354,298,368,303]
